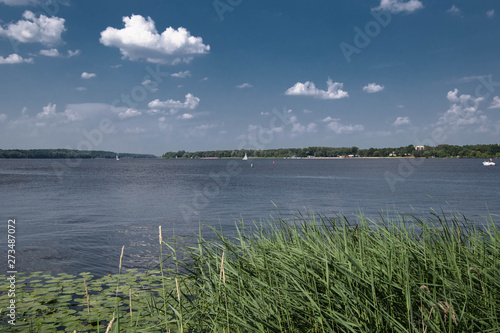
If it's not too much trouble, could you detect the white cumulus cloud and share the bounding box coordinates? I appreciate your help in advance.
[0,11,65,45]
[0,53,33,64]
[438,89,486,127]
[489,96,500,109]
[322,116,336,122]
[393,116,410,126]
[36,103,58,119]
[40,48,60,57]
[171,70,191,78]
[178,113,194,120]
[285,78,348,99]
[324,118,364,134]
[81,72,96,79]
[374,0,423,14]
[118,108,142,119]
[99,14,210,64]
[148,93,200,113]
[363,83,385,93]
[291,122,317,135]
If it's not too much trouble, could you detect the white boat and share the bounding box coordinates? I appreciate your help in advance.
[116,154,120,161]
[483,158,495,166]
[242,153,248,161]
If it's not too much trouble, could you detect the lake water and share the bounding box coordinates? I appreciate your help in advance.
[0,158,498,276]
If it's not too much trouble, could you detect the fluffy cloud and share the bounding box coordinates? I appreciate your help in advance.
[285,78,348,99]
[393,116,410,126]
[0,11,65,45]
[363,83,385,93]
[322,117,364,134]
[148,93,200,113]
[118,108,142,119]
[291,122,317,135]
[39,48,78,58]
[438,89,486,127]
[489,96,500,109]
[237,83,253,89]
[81,72,96,79]
[487,10,495,18]
[36,103,58,119]
[374,0,423,14]
[0,53,33,64]
[177,113,194,120]
[171,70,191,78]
[100,14,209,64]
[40,48,60,57]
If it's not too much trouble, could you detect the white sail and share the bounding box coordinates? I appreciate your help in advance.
[242,153,248,161]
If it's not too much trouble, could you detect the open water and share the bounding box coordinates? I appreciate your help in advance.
[0,158,498,276]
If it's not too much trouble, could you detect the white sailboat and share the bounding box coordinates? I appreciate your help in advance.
[116,154,120,161]
[242,153,248,161]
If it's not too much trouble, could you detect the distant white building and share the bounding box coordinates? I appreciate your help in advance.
[415,145,425,151]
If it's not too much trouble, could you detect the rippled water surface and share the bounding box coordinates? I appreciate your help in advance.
[0,158,498,276]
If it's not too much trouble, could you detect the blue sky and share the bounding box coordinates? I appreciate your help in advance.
[0,0,499,155]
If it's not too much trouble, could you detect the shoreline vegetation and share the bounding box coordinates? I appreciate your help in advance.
[162,144,500,159]
[1,212,499,332]
[0,144,499,160]
[0,149,156,159]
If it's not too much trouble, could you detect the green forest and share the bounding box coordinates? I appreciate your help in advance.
[162,144,500,159]
[0,149,157,159]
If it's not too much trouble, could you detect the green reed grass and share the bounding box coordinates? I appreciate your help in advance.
[162,212,499,332]
[2,212,498,332]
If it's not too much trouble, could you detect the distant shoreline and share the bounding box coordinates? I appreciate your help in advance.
[0,149,157,159]
[163,144,500,160]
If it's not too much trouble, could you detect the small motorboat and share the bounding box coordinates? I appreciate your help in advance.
[483,158,495,166]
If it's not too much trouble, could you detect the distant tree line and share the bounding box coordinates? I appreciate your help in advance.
[162,144,500,159]
[0,149,157,159]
